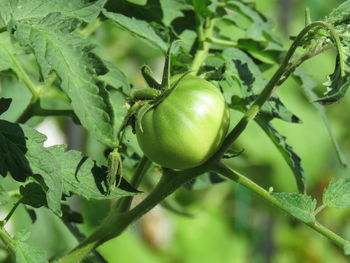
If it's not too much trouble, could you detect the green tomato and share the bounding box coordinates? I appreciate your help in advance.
[136,75,230,169]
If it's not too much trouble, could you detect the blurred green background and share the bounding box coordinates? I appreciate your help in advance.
[1,0,350,262]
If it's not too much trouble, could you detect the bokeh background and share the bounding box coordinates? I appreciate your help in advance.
[1,0,349,262]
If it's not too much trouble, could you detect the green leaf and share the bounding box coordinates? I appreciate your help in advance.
[103,10,168,52]
[0,32,18,72]
[256,116,306,193]
[1,120,137,213]
[222,1,284,64]
[48,145,138,200]
[20,125,63,215]
[272,192,316,223]
[323,178,350,209]
[0,120,33,181]
[315,54,350,105]
[0,77,31,122]
[0,185,12,206]
[326,0,350,24]
[0,0,106,27]
[220,47,300,123]
[293,70,347,167]
[0,121,62,214]
[14,13,116,147]
[159,0,192,26]
[0,98,11,115]
[20,182,47,208]
[192,0,215,17]
[14,231,48,263]
[97,61,130,93]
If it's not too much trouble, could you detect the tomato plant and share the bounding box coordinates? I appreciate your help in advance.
[136,75,230,169]
[1,0,350,262]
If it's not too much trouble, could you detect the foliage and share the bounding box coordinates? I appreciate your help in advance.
[0,0,350,262]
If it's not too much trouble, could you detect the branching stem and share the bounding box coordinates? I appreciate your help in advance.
[56,20,346,263]
[213,162,348,250]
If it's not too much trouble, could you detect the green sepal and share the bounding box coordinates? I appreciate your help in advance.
[130,88,161,102]
[117,101,145,142]
[136,102,154,133]
[141,65,162,90]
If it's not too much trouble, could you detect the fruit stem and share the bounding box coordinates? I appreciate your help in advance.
[116,156,152,212]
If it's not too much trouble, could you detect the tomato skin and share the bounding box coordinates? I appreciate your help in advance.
[136,75,230,169]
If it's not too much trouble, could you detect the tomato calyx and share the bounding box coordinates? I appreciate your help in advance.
[117,42,186,143]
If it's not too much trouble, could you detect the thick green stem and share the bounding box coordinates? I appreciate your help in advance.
[190,18,214,75]
[57,169,201,263]
[213,162,348,250]
[116,156,151,212]
[2,46,40,103]
[0,227,15,257]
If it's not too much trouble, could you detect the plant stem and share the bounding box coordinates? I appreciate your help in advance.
[56,20,343,263]
[78,19,102,38]
[190,18,214,75]
[17,101,75,123]
[56,169,200,263]
[212,21,333,161]
[5,49,39,103]
[314,203,328,216]
[207,37,237,47]
[0,227,15,257]
[213,162,348,250]
[116,156,151,212]
[0,199,22,226]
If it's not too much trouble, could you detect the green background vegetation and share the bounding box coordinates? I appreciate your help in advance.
[1,0,349,262]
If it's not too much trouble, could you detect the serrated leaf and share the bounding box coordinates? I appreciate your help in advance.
[97,61,130,93]
[0,0,106,27]
[0,32,18,72]
[224,0,283,61]
[20,182,46,208]
[0,98,11,115]
[0,121,62,214]
[0,77,31,122]
[14,13,116,147]
[256,116,306,193]
[103,10,168,52]
[315,54,350,105]
[323,178,350,209]
[14,231,48,263]
[159,0,192,26]
[0,120,33,181]
[326,0,350,24]
[272,192,316,223]
[20,125,62,215]
[47,145,138,200]
[221,47,300,123]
